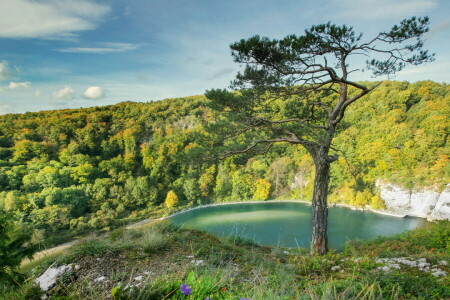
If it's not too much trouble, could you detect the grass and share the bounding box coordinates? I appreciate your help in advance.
[4,220,450,299]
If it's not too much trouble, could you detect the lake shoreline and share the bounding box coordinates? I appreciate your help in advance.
[160,199,409,221]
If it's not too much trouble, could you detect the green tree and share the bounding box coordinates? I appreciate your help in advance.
[0,211,36,283]
[198,165,216,197]
[124,176,158,207]
[42,187,88,218]
[267,157,294,197]
[182,177,202,203]
[206,17,433,254]
[70,163,97,184]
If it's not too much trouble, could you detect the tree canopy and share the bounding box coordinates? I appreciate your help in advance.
[0,81,447,255]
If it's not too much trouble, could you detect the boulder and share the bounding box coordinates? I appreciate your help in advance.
[35,264,79,291]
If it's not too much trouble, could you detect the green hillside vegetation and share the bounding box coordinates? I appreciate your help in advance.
[4,220,450,299]
[0,81,448,252]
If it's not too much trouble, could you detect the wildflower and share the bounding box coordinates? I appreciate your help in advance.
[240,298,253,300]
[180,283,192,295]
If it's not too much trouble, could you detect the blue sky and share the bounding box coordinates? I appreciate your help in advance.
[0,0,449,115]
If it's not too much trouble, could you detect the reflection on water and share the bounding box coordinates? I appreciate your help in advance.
[191,210,306,225]
[170,202,427,249]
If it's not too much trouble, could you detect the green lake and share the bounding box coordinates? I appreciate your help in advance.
[170,202,427,249]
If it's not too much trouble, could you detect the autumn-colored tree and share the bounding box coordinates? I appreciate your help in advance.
[253,179,271,200]
[165,190,179,209]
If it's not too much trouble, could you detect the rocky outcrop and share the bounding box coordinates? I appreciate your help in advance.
[430,185,450,220]
[379,182,450,220]
[35,264,79,291]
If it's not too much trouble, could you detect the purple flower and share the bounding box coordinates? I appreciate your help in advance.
[180,283,192,295]
[239,298,253,300]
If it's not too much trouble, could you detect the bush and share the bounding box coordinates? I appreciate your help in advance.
[71,238,110,257]
[368,272,450,299]
[139,228,169,254]
[401,220,450,250]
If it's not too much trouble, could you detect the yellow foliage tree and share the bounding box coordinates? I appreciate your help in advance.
[165,190,179,208]
[253,179,271,200]
[370,195,386,209]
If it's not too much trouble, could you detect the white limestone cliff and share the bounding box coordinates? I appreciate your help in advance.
[378,182,450,220]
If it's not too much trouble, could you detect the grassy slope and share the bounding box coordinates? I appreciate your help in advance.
[5,220,449,300]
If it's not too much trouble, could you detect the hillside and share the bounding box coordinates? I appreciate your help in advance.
[0,81,448,249]
[5,219,450,299]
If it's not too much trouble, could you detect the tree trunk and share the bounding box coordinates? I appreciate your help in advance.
[310,148,331,255]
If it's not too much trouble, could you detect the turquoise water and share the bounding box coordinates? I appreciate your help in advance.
[170,202,427,249]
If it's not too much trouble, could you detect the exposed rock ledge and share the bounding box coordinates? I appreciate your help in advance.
[378,182,450,221]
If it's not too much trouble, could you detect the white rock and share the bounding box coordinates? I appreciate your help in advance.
[430,185,450,220]
[379,183,450,220]
[376,266,391,272]
[431,269,447,277]
[94,276,106,282]
[35,264,78,291]
[331,266,341,271]
[134,276,143,281]
[418,262,430,268]
[409,190,439,217]
[190,259,205,266]
[380,183,411,209]
[438,260,448,266]
[388,263,401,270]
[395,258,417,267]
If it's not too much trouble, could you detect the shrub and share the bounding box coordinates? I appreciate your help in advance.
[71,238,110,257]
[139,228,169,254]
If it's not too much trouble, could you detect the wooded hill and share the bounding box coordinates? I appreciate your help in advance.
[0,81,448,242]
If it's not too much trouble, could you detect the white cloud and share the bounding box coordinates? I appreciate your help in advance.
[83,86,105,99]
[0,60,11,80]
[53,86,76,100]
[334,0,437,20]
[35,90,42,97]
[0,0,110,39]
[8,81,30,89]
[57,42,141,54]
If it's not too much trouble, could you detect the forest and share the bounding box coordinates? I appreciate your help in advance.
[0,80,449,251]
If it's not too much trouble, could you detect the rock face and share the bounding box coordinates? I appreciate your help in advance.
[379,183,450,220]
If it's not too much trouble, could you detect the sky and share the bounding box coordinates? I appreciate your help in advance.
[0,0,449,115]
